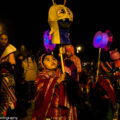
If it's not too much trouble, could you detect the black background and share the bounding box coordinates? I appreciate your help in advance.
[0,0,120,61]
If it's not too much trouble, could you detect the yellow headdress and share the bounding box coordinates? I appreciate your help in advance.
[48,0,73,44]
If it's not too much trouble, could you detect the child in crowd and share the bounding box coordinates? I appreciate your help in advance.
[32,53,77,120]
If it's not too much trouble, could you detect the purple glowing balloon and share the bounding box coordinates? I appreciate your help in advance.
[101,33,108,48]
[43,30,56,53]
[93,31,108,49]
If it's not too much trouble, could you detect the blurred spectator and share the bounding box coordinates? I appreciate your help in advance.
[64,44,82,82]
[0,32,17,116]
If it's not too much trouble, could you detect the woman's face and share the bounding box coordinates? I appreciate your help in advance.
[43,55,58,70]
[0,34,8,47]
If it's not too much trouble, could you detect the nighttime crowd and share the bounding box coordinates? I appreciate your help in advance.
[0,31,120,120]
[0,0,120,119]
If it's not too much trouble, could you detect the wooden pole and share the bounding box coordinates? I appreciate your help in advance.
[96,48,101,82]
[59,46,65,73]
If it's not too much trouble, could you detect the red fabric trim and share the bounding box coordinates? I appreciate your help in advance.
[33,77,57,120]
[98,78,116,104]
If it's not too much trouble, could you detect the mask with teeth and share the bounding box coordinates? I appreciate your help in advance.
[48,0,73,44]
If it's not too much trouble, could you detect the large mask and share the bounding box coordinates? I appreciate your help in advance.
[109,49,120,61]
[48,0,73,44]
[109,49,120,68]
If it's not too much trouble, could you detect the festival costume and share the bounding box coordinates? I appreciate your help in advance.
[0,44,17,116]
[32,53,77,120]
[92,61,116,120]
[33,69,78,120]
[33,0,77,119]
[109,49,120,119]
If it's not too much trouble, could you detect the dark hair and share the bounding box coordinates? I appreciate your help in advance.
[38,53,56,71]
[41,53,53,64]
[0,32,8,37]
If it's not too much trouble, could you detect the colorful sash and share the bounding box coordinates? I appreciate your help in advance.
[0,76,16,113]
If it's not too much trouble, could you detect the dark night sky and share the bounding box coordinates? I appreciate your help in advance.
[0,1,120,61]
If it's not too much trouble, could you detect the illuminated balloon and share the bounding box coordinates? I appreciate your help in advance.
[93,31,108,49]
[43,30,56,53]
[101,33,108,48]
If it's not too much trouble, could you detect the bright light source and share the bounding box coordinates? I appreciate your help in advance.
[76,46,82,53]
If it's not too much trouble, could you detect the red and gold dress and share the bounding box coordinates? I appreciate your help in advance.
[32,69,77,120]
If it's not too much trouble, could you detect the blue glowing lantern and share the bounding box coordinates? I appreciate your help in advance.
[93,31,108,49]
[43,30,56,53]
